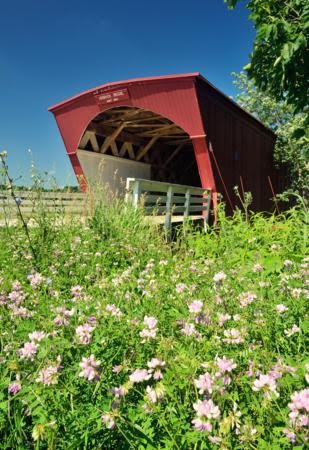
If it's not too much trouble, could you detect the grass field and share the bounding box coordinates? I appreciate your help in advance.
[0,198,308,449]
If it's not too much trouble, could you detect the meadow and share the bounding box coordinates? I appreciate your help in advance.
[0,194,308,449]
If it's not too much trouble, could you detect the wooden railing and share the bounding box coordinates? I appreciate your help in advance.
[0,191,87,218]
[125,178,212,236]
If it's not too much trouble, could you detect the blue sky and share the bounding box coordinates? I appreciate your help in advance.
[0,0,254,186]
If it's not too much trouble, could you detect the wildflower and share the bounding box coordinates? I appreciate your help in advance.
[252,374,278,398]
[27,272,45,288]
[176,283,187,293]
[253,263,263,272]
[193,399,220,419]
[284,324,300,337]
[288,388,309,413]
[213,271,226,283]
[188,300,203,314]
[238,291,256,308]
[216,356,237,374]
[208,435,221,444]
[101,412,115,429]
[146,384,165,404]
[129,369,151,384]
[143,316,157,329]
[111,386,127,398]
[18,342,38,361]
[217,313,231,327]
[28,331,46,342]
[194,372,214,394]
[181,322,197,337]
[276,304,288,313]
[192,418,212,432]
[75,323,95,345]
[283,429,296,443]
[79,355,101,381]
[283,260,293,268]
[106,304,122,318]
[147,358,166,369]
[70,285,83,299]
[8,382,21,395]
[223,328,244,344]
[36,366,59,385]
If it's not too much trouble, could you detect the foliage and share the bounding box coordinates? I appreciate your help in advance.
[225,0,309,114]
[232,72,309,196]
[0,186,308,449]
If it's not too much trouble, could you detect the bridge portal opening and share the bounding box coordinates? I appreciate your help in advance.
[77,106,200,193]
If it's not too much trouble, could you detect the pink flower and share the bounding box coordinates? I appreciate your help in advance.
[18,342,38,360]
[181,322,196,337]
[192,418,212,432]
[188,300,203,314]
[283,429,296,443]
[106,304,122,318]
[223,328,244,344]
[284,324,300,337]
[217,313,231,327]
[75,323,95,345]
[176,283,187,293]
[238,291,256,308]
[213,271,226,283]
[8,382,21,395]
[28,331,46,342]
[27,272,44,288]
[216,356,237,373]
[147,358,166,369]
[253,263,263,272]
[79,355,101,381]
[71,285,83,299]
[289,388,309,413]
[194,372,214,394]
[36,366,59,385]
[129,369,151,384]
[102,412,115,429]
[276,304,288,313]
[193,399,220,419]
[143,316,157,329]
[252,374,278,397]
[146,385,165,404]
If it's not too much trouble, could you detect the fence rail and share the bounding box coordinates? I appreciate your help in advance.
[0,191,87,217]
[125,178,212,237]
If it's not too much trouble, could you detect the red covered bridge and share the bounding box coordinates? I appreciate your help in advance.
[49,73,279,212]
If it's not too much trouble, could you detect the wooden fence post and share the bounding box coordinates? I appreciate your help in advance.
[184,188,191,219]
[164,186,173,241]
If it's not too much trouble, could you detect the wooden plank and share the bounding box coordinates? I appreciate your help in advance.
[126,178,210,196]
[136,136,158,161]
[0,192,85,200]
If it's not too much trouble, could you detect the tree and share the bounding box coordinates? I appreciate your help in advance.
[233,72,308,195]
[226,0,309,113]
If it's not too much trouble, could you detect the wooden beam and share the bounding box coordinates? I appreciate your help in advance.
[136,136,158,161]
[79,131,99,151]
[163,143,185,167]
[126,142,135,160]
[100,123,126,153]
[110,141,119,156]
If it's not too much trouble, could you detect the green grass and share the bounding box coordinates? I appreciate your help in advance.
[0,198,308,449]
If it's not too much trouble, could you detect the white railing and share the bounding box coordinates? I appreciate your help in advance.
[125,178,212,236]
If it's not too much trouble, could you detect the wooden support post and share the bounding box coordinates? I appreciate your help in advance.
[132,180,141,208]
[184,188,191,219]
[204,190,211,231]
[164,186,173,242]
